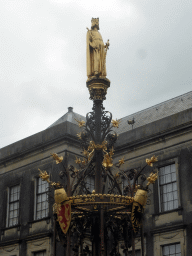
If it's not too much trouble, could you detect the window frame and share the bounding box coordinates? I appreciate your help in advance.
[34,177,49,221]
[156,158,181,213]
[161,243,181,256]
[6,184,20,228]
[153,229,186,256]
[33,250,46,256]
[27,237,50,256]
[85,175,95,193]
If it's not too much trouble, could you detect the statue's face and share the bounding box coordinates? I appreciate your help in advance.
[91,18,99,29]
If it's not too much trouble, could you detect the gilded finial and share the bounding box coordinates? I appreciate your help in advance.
[82,149,88,157]
[147,172,158,186]
[102,153,113,169]
[111,119,121,128]
[74,168,79,174]
[118,157,125,166]
[74,118,85,128]
[109,147,114,157]
[38,169,50,183]
[51,153,63,164]
[77,132,82,139]
[146,155,158,167]
[81,159,87,165]
[75,157,82,164]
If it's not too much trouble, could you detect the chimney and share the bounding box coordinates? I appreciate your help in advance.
[68,107,73,112]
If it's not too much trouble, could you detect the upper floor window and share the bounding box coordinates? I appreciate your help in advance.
[122,173,134,196]
[7,185,20,227]
[125,250,140,256]
[162,243,181,256]
[35,178,49,220]
[122,177,128,194]
[86,176,95,193]
[159,164,178,212]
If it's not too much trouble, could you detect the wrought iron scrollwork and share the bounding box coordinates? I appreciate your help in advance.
[101,111,112,137]
[106,132,118,150]
[86,111,95,139]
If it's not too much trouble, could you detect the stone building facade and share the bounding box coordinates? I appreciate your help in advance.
[0,91,192,256]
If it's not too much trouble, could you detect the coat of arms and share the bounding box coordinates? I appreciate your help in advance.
[57,201,71,235]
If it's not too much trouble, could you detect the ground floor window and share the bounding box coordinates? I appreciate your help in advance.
[162,243,181,256]
[34,250,46,256]
[125,249,140,256]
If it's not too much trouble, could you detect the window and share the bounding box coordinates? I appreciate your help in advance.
[122,174,134,196]
[35,178,49,220]
[7,185,20,227]
[122,177,128,194]
[159,164,178,212]
[162,243,181,256]
[86,176,95,193]
[34,251,46,256]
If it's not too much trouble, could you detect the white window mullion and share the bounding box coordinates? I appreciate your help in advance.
[35,178,49,220]
[6,187,10,227]
[7,185,20,227]
[162,243,181,256]
[159,164,178,212]
[34,178,37,220]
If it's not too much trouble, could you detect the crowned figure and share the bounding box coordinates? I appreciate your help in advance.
[87,18,109,79]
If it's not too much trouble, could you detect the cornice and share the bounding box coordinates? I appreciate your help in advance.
[115,120,192,155]
[151,224,186,234]
[0,122,81,167]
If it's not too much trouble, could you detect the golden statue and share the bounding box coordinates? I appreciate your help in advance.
[87,18,109,79]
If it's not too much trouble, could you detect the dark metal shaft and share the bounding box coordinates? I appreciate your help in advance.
[93,99,105,255]
[53,214,57,256]
[100,206,105,256]
[67,230,71,256]
[131,230,135,256]
[94,100,103,194]
[141,221,145,256]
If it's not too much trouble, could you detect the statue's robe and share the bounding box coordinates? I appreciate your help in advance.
[87,29,107,78]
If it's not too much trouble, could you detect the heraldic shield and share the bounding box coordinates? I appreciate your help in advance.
[57,201,71,234]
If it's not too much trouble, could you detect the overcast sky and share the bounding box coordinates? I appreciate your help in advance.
[1,0,192,149]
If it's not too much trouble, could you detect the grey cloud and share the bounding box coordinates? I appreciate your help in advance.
[1,0,192,148]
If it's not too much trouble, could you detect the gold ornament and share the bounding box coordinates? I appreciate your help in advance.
[51,153,63,164]
[102,153,113,168]
[111,119,121,128]
[118,157,125,166]
[86,18,109,79]
[81,159,87,165]
[77,132,82,139]
[74,118,85,128]
[75,157,82,164]
[83,149,88,157]
[74,168,79,174]
[147,172,158,186]
[146,155,158,167]
[109,147,114,157]
[38,169,50,183]
[54,188,68,204]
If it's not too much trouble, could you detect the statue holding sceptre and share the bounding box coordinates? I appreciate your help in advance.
[86,18,110,80]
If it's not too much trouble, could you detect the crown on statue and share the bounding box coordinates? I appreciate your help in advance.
[91,17,99,30]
